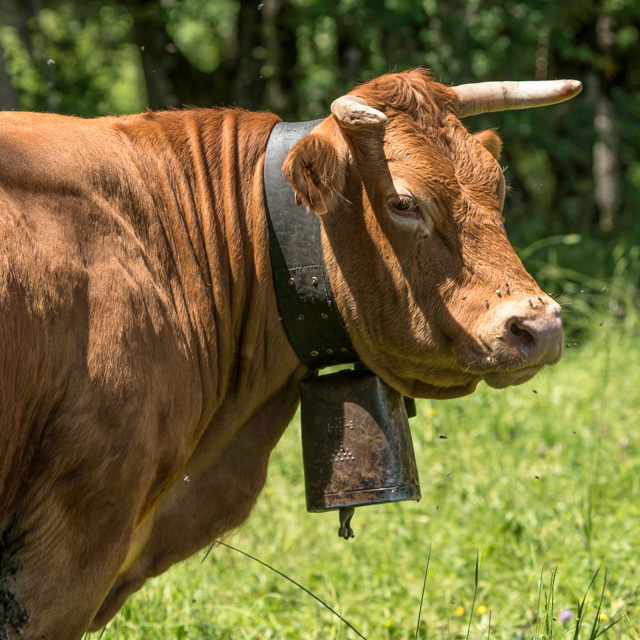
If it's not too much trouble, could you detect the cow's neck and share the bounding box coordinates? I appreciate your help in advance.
[117,108,306,442]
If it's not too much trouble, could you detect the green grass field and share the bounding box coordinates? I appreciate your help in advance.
[94,325,640,639]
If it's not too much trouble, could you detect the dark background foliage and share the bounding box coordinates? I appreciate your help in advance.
[1,0,639,333]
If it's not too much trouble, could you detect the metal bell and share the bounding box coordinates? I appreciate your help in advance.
[300,367,421,539]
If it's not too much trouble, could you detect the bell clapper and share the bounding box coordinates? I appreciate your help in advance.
[338,506,355,540]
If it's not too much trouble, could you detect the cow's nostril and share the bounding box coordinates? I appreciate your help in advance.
[509,322,535,352]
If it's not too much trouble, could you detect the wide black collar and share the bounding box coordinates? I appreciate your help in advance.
[264,120,359,370]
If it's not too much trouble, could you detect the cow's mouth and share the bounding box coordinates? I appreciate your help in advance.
[404,358,548,398]
[482,364,545,389]
[406,376,480,399]
[407,363,544,398]
[365,335,557,400]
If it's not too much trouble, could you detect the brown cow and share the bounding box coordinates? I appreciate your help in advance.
[0,69,578,639]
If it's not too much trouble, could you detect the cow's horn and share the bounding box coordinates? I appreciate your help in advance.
[331,95,387,130]
[453,80,582,118]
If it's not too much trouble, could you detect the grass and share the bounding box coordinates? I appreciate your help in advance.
[93,324,640,639]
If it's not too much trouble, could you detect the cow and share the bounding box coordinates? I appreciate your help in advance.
[0,68,579,639]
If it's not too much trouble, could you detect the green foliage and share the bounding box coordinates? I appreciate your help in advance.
[0,2,146,115]
[167,0,238,74]
[91,328,640,639]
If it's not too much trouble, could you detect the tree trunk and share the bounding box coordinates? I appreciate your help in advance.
[0,42,17,111]
[232,0,268,110]
[592,14,620,233]
[129,0,180,109]
[593,90,619,233]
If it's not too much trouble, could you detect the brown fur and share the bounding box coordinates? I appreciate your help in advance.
[0,70,561,639]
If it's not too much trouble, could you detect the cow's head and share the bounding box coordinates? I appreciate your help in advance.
[283,69,581,399]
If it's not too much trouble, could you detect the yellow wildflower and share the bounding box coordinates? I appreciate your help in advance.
[611,598,624,614]
[476,605,488,615]
[454,606,464,616]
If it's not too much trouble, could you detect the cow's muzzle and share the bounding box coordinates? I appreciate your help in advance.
[503,301,563,365]
[466,295,563,387]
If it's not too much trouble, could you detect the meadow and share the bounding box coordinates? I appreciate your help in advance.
[91,320,640,640]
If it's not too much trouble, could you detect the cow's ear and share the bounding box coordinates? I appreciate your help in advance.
[282,121,348,216]
[473,130,502,160]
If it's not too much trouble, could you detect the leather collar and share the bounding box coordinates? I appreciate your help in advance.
[264,120,359,370]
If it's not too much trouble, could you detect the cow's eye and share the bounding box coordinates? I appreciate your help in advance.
[387,188,433,237]
[392,197,418,213]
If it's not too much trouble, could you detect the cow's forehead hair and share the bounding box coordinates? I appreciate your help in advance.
[383,117,452,163]
[351,67,456,128]
[346,69,504,219]
[381,124,459,210]
[378,116,504,219]
[351,68,502,178]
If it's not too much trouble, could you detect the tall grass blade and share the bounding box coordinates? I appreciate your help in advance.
[414,544,432,640]
[543,566,556,640]
[533,565,544,640]
[595,614,624,638]
[466,549,484,640]
[572,565,601,640]
[587,569,623,639]
[201,541,215,564]
[588,569,607,640]
[622,610,639,640]
[212,540,368,640]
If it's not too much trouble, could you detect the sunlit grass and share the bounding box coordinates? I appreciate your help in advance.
[95,326,640,639]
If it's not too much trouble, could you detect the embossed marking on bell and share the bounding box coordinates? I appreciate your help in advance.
[300,368,421,512]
